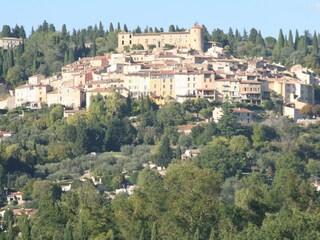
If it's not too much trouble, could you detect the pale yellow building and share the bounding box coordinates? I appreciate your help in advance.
[150,70,175,105]
[118,25,204,52]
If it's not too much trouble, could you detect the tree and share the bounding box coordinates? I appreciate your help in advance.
[217,107,244,138]
[156,134,173,167]
[168,25,176,32]
[1,25,11,37]
[300,104,313,118]
[18,214,31,240]
[312,31,319,54]
[109,23,114,33]
[123,24,128,32]
[64,220,73,240]
[6,65,27,87]
[151,222,158,240]
[162,163,221,239]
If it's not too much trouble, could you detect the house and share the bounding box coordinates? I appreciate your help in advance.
[0,37,23,49]
[47,87,85,109]
[63,109,86,118]
[0,131,13,142]
[15,84,52,108]
[4,191,24,205]
[177,124,197,134]
[212,107,254,124]
[234,108,254,124]
[181,147,200,159]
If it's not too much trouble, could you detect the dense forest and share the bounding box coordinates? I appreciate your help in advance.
[1,21,320,88]
[0,93,318,239]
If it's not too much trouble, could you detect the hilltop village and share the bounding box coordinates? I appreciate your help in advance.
[1,23,320,239]
[0,24,317,120]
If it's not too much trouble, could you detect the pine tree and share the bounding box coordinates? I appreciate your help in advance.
[135,26,142,33]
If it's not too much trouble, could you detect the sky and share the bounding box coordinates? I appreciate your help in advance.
[1,0,320,38]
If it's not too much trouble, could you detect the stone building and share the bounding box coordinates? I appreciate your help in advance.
[118,25,204,52]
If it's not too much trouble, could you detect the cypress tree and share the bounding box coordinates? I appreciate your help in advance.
[117,22,121,31]
[176,145,181,159]
[193,228,200,240]
[139,229,145,240]
[98,21,104,36]
[277,29,285,48]
[64,220,73,240]
[209,227,215,240]
[62,24,68,39]
[151,222,158,240]
[109,23,114,33]
[312,31,319,54]
[156,134,173,167]
[6,222,14,240]
[20,214,31,240]
[288,30,294,49]
[64,51,69,64]
[256,31,265,47]
[294,29,300,50]
[123,24,128,32]
[68,47,75,63]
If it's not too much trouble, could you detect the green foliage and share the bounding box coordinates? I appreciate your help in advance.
[156,135,173,167]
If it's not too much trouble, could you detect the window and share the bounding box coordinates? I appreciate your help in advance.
[170,85,173,90]
[163,91,166,96]
[163,79,166,83]
[163,85,165,89]
[122,40,124,45]
[154,84,157,88]
[129,40,132,44]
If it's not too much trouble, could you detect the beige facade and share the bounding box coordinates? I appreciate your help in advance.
[0,37,22,49]
[15,84,51,108]
[118,25,204,52]
[47,87,85,109]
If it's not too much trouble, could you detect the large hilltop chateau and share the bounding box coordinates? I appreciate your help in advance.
[118,25,204,52]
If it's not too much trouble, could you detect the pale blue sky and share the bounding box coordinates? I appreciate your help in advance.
[1,0,320,38]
